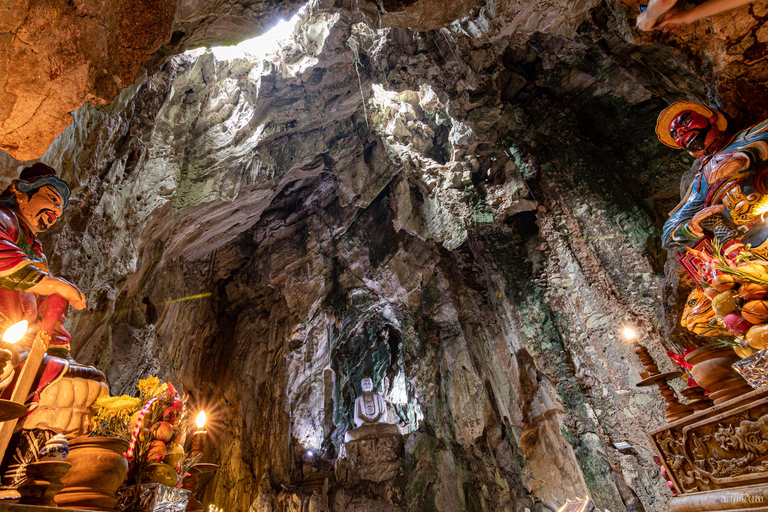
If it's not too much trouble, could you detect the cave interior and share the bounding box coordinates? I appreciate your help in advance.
[1,0,767,511]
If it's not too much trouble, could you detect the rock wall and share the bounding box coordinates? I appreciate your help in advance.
[0,0,766,511]
[0,0,177,159]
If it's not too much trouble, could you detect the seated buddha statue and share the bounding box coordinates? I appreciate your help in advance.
[344,377,400,442]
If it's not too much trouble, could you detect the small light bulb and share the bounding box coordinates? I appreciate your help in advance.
[622,327,636,340]
[306,450,313,457]
[196,411,207,428]
[3,320,28,344]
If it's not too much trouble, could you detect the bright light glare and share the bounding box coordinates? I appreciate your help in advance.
[196,411,207,429]
[207,7,306,61]
[622,327,636,340]
[754,198,768,217]
[3,321,27,344]
[306,450,314,457]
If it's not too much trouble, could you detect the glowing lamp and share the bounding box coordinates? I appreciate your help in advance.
[306,450,314,458]
[622,327,636,341]
[187,409,211,512]
[2,320,27,344]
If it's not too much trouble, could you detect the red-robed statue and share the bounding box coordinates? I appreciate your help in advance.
[0,163,85,348]
[0,163,107,493]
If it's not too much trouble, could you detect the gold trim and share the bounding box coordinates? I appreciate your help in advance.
[0,260,47,279]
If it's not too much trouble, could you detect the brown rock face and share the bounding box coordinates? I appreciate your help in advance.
[380,0,477,30]
[618,0,768,127]
[0,0,177,159]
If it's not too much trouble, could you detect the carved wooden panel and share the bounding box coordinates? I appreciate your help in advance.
[649,387,768,495]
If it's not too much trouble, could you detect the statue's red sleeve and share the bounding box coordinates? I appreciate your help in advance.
[0,207,47,290]
[37,295,71,349]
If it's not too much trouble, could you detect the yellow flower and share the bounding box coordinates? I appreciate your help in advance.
[95,395,141,413]
[137,376,161,397]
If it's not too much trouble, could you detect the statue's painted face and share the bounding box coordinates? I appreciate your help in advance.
[15,185,63,234]
[361,377,373,392]
[668,110,720,154]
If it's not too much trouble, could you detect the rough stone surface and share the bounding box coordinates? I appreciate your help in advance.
[0,0,177,159]
[337,436,404,483]
[0,1,765,512]
[616,0,768,128]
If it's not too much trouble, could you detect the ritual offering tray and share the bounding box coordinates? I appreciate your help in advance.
[0,401,27,423]
[189,463,218,474]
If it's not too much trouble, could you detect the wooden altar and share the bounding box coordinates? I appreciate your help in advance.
[649,386,768,512]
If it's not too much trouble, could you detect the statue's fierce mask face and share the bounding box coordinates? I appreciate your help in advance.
[15,185,63,234]
[361,377,373,392]
[669,110,720,154]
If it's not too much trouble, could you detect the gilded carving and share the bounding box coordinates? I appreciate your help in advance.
[722,185,761,224]
[650,390,768,495]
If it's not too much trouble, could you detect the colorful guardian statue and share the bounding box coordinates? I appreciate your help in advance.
[0,164,107,492]
[660,101,768,257]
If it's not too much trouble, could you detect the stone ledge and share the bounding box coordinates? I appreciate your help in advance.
[0,504,104,512]
[669,481,768,512]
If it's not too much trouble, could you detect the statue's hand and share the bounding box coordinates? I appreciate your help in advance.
[636,0,678,31]
[28,276,86,310]
[54,278,86,310]
[688,204,726,236]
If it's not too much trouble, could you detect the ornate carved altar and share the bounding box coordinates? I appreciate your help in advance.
[649,386,768,511]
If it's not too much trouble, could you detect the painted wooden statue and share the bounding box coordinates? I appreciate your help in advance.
[0,164,107,493]
[660,101,768,258]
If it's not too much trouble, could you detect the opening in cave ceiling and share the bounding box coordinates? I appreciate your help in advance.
[201,6,308,62]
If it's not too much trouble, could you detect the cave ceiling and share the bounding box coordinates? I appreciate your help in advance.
[1,0,767,511]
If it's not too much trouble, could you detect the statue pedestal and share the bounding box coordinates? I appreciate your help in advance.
[336,435,404,484]
[649,386,768,511]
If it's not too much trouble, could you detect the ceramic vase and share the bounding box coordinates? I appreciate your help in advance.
[54,436,129,511]
[685,345,753,405]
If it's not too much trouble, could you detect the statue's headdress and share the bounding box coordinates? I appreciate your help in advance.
[0,163,71,209]
[655,101,728,148]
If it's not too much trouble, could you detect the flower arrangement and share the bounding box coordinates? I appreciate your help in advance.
[680,240,768,357]
[90,376,200,487]
[91,395,141,439]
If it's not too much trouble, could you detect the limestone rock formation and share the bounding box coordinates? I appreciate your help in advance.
[0,0,766,512]
[0,0,177,159]
[337,436,404,483]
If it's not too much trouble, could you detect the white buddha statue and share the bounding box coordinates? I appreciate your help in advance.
[344,377,400,442]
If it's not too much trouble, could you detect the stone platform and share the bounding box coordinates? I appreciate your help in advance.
[335,435,404,484]
[649,386,768,511]
[0,504,98,512]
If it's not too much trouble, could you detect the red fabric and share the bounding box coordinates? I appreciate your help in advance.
[668,349,697,387]
[0,207,41,274]
[37,295,70,348]
[0,206,70,349]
